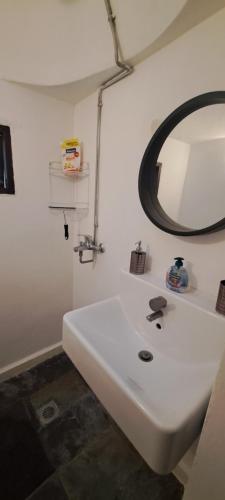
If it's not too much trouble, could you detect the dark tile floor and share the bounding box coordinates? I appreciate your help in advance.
[0,353,184,500]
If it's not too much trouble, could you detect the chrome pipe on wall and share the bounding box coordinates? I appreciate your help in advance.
[93,0,134,247]
[75,0,133,264]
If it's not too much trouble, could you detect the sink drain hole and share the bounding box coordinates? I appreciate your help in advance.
[138,350,153,362]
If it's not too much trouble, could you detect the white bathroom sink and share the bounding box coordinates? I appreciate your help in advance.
[63,270,225,474]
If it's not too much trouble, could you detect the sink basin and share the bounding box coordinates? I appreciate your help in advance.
[63,270,225,474]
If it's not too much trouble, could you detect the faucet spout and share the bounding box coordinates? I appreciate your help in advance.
[74,243,85,253]
[146,295,167,323]
[74,234,104,264]
[146,310,163,322]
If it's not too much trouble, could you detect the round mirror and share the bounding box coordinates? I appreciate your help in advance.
[139,91,225,236]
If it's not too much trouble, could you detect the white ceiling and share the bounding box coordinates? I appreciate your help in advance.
[0,0,186,84]
[1,0,225,103]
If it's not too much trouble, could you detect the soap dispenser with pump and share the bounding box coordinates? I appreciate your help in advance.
[130,241,146,275]
[166,257,189,293]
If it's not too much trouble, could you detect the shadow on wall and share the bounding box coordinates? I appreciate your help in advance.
[176,230,225,290]
[132,0,225,67]
[177,229,225,246]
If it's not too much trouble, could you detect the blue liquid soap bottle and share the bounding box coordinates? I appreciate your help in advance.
[166,257,189,293]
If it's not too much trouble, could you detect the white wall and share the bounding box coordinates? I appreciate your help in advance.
[73,6,225,305]
[0,0,185,85]
[0,81,74,369]
[183,347,225,500]
[72,10,225,494]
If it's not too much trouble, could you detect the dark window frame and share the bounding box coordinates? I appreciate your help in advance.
[0,125,15,194]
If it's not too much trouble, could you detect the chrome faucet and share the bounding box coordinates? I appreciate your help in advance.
[74,234,104,264]
[147,296,167,322]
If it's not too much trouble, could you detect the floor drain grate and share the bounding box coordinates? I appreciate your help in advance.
[36,400,60,426]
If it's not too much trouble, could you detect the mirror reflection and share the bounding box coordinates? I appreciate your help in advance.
[157,104,225,229]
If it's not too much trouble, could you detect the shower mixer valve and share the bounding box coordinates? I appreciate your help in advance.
[74,234,104,264]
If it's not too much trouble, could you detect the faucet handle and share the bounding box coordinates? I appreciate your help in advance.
[78,234,93,243]
[149,296,167,311]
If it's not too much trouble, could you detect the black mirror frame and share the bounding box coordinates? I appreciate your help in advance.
[138,91,225,236]
[0,125,15,194]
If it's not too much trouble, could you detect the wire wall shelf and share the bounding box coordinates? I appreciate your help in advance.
[49,160,89,179]
[48,160,89,220]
